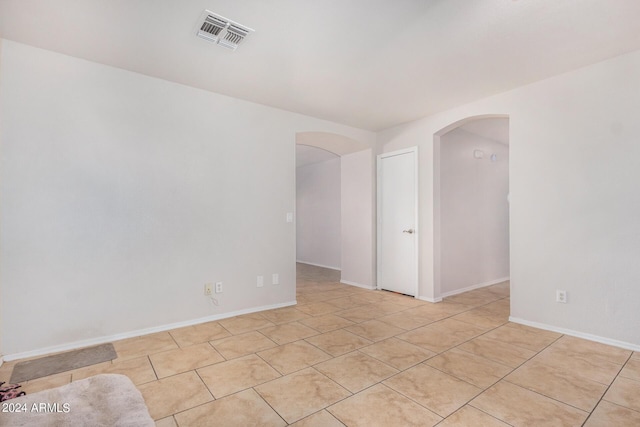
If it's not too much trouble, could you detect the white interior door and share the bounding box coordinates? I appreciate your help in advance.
[377,147,418,296]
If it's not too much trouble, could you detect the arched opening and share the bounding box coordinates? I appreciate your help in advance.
[295,132,375,291]
[434,115,510,300]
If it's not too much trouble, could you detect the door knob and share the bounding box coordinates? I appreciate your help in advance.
[402,229,414,234]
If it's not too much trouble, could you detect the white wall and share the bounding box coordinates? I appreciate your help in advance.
[0,40,375,358]
[377,48,640,348]
[340,149,375,288]
[296,157,341,270]
[440,128,509,295]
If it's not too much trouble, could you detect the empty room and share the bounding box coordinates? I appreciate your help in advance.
[1,1,639,426]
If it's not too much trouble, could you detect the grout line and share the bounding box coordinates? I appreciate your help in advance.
[580,352,636,426]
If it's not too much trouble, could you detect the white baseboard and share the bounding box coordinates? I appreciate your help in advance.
[4,301,297,362]
[416,296,443,303]
[296,260,341,271]
[340,279,375,290]
[440,276,510,299]
[0,356,3,368]
[509,316,640,352]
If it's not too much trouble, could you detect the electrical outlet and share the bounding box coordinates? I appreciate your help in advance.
[272,273,279,285]
[204,283,213,296]
[257,275,264,288]
[556,290,567,303]
[215,282,223,293]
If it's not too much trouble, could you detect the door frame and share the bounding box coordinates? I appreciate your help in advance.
[376,146,419,297]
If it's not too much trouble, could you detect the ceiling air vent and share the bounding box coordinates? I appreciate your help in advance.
[196,11,254,51]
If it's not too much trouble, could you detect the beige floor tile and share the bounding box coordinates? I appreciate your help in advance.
[396,320,484,354]
[217,313,275,335]
[402,302,469,321]
[549,335,632,365]
[437,405,510,427]
[503,322,562,341]
[481,299,511,315]
[603,376,640,412]
[435,317,494,334]
[72,356,157,385]
[633,351,640,360]
[113,332,178,360]
[295,302,342,316]
[174,388,286,427]
[138,371,213,420]
[365,301,408,315]
[149,342,224,378]
[384,364,482,417]
[289,410,344,427]
[451,310,508,329]
[533,346,623,385]
[620,358,640,381]
[299,314,355,332]
[259,322,319,345]
[298,292,338,304]
[345,319,404,342]
[261,307,311,324]
[304,329,372,356]
[329,383,442,427]
[295,294,314,304]
[505,360,608,411]
[168,322,231,347]
[257,340,332,375]
[380,293,426,307]
[155,416,177,427]
[457,336,536,368]
[584,401,640,426]
[255,367,351,424]
[470,381,588,426]
[197,354,280,398]
[485,282,510,297]
[315,351,398,393]
[325,296,371,310]
[359,337,436,370]
[377,312,434,330]
[22,372,71,394]
[482,324,559,352]
[426,348,513,388]
[335,306,380,323]
[315,289,356,300]
[444,290,502,307]
[354,292,388,304]
[210,330,277,359]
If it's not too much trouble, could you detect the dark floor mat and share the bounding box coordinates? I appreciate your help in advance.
[10,343,117,383]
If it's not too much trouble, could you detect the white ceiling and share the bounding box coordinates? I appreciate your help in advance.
[1,1,639,131]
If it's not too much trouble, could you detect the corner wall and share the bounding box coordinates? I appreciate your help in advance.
[340,149,375,288]
[0,41,375,358]
[377,48,640,348]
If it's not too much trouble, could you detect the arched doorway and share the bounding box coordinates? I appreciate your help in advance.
[295,132,376,290]
[434,115,510,300]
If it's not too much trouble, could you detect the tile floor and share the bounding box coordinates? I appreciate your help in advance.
[1,263,639,426]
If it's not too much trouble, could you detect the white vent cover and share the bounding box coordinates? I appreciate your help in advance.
[196,11,254,51]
